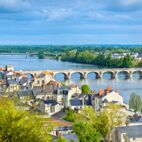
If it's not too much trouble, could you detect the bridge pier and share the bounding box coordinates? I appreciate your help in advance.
[83,72,87,79]
[66,73,71,80]
[99,72,103,80]
[114,72,118,80]
[111,72,116,80]
[96,73,101,79]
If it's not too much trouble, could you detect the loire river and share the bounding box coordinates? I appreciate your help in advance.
[0,54,142,103]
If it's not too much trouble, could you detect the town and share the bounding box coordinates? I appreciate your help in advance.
[0,65,142,142]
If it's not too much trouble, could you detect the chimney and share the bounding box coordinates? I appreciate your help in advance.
[98,89,105,96]
[106,86,112,92]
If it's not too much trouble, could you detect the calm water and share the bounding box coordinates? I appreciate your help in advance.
[0,54,142,103]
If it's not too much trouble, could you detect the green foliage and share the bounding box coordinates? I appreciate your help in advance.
[64,109,77,122]
[137,60,142,67]
[81,84,90,94]
[74,122,101,142]
[0,97,52,142]
[61,50,137,68]
[129,92,142,113]
[99,104,125,142]
[122,54,134,68]
[57,137,67,142]
[0,45,142,54]
[61,82,66,87]
[38,51,45,59]
[73,107,101,142]
[96,112,109,140]
[64,105,125,142]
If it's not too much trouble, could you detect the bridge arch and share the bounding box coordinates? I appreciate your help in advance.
[102,71,116,80]
[71,72,84,80]
[117,70,130,80]
[87,72,101,80]
[54,72,69,81]
[132,70,142,80]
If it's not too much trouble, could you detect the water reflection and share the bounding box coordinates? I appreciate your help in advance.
[132,71,142,80]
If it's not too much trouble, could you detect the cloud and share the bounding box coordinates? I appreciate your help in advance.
[0,0,142,45]
[38,7,73,21]
[0,0,31,13]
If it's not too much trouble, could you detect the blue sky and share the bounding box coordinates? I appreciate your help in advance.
[0,0,142,45]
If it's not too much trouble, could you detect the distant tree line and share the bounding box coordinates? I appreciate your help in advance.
[61,50,140,68]
[0,45,142,54]
[1,45,142,68]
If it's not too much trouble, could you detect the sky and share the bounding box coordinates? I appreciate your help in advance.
[0,0,142,45]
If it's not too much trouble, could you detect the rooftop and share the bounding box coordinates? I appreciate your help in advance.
[43,100,58,106]
[117,125,142,138]
[70,99,83,106]
[62,133,79,142]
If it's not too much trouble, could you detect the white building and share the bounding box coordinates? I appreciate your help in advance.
[38,100,62,116]
[63,86,81,108]
[6,65,14,71]
[92,90,124,112]
[32,73,52,87]
[102,91,123,105]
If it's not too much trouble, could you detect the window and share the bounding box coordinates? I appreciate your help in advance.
[38,80,40,84]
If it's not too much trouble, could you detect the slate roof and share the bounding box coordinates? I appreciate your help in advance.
[8,80,18,85]
[43,100,58,106]
[18,90,33,97]
[128,114,142,123]
[117,125,142,138]
[32,85,56,96]
[70,99,83,106]
[19,77,28,85]
[51,109,66,118]
[62,133,79,142]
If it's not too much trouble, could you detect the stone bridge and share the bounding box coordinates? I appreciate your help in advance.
[22,68,142,80]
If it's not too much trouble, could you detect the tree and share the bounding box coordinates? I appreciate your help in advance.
[73,107,101,142]
[137,60,142,67]
[94,53,106,66]
[81,84,90,94]
[38,51,45,59]
[64,105,125,142]
[0,97,52,142]
[64,109,77,122]
[122,54,134,68]
[57,137,67,142]
[106,54,112,67]
[129,92,142,113]
[97,104,125,142]
[74,122,101,142]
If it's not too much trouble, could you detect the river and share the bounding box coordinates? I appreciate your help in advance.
[0,54,142,103]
